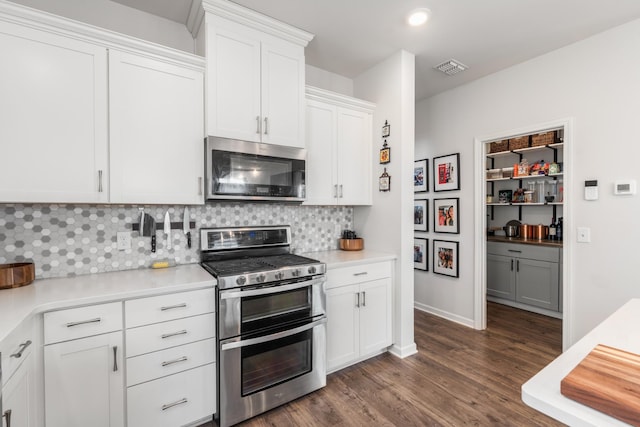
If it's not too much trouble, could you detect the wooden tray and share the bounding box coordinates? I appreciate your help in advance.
[561,344,640,426]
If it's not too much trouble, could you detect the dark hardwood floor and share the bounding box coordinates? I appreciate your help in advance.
[203,302,563,426]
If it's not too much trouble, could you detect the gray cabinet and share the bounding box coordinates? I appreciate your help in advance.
[487,242,560,312]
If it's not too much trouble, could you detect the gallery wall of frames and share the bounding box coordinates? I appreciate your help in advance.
[414,153,461,277]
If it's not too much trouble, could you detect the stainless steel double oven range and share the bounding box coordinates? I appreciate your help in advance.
[200,226,327,427]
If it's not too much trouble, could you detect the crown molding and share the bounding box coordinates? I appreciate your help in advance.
[0,0,205,69]
[201,0,314,47]
[306,85,376,113]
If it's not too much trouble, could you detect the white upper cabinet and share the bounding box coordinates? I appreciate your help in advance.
[108,50,205,204]
[0,19,109,203]
[203,0,313,148]
[0,2,206,205]
[305,86,375,206]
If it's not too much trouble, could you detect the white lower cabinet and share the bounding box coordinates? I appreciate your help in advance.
[124,288,216,427]
[2,352,36,427]
[326,261,392,372]
[44,331,124,427]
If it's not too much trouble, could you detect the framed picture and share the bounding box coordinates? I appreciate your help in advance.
[414,159,428,192]
[433,198,459,234]
[414,199,428,232]
[433,153,460,192]
[382,122,390,138]
[380,147,391,164]
[414,238,428,271]
[433,240,459,277]
[379,168,390,191]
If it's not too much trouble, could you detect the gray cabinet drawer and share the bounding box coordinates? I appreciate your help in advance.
[487,242,560,263]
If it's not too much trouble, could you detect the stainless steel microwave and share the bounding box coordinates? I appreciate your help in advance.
[205,137,306,202]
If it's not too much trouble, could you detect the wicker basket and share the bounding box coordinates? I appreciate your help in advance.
[531,131,555,147]
[488,140,509,153]
[508,136,529,150]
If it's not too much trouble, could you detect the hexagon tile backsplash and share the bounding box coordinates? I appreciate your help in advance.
[0,203,353,280]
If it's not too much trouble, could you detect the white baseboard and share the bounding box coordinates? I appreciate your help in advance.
[414,302,475,328]
[389,342,418,359]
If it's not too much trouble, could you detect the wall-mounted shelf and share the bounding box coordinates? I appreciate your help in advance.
[488,202,563,207]
[487,174,563,182]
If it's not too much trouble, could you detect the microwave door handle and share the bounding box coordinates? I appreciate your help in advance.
[221,317,327,351]
[219,277,326,299]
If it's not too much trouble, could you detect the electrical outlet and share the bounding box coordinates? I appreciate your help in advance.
[577,227,591,243]
[117,231,132,250]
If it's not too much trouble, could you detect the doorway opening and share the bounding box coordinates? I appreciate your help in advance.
[474,118,572,351]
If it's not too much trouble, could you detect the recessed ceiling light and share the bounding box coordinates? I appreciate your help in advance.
[408,8,430,27]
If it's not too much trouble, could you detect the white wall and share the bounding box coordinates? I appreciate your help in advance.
[8,0,195,52]
[305,64,354,96]
[415,18,640,344]
[354,50,417,357]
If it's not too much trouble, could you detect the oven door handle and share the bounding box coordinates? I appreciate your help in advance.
[220,317,327,351]
[220,277,325,299]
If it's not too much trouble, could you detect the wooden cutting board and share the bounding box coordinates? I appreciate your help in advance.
[561,344,640,426]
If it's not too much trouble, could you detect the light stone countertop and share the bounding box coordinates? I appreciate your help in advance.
[0,263,216,343]
[304,249,397,269]
[522,298,640,426]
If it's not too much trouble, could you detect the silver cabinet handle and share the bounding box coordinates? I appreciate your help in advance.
[113,346,118,372]
[160,303,187,311]
[362,291,366,307]
[333,184,337,198]
[256,116,261,134]
[339,184,343,198]
[353,272,367,276]
[517,260,520,272]
[355,292,360,308]
[162,398,188,411]
[3,409,12,427]
[264,117,269,135]
[162,356,188,367]
[198,177,203,196]
[66,318,101,328]
[508,249,522,253]
[511,259,514,271]
[10,340,32,358]
[161,330,187,339]
[98,170,103,193]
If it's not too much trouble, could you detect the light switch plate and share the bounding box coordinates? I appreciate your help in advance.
[577,227,591,243]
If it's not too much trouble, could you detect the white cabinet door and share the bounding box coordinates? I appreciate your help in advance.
[304,89,374,206]
[44,332,124,427]
[206,26,261,142]
[261,41,305,148]
[109,50,204,204]
[326,284,359,372]
[337,108,372,205]
[206,19,305,148]
[0,21,108,203]
[304,100,338,205]
[2,353,35,427]
[359,278,392,357]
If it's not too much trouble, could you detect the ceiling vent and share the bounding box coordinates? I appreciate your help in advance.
[434,59,468,76]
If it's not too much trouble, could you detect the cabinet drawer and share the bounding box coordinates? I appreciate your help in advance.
[126,338,216,387]
[0,317,34,387]
[125,288,215,328]
[326,261,392,289]
[44,302,122,345]
[127,363,216,427]
[126,313,215,357]
[487,242,560,262]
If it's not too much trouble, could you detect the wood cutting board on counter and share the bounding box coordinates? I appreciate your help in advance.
[561,344,640,426]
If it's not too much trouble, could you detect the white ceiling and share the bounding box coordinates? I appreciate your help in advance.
[112,0,640,101]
